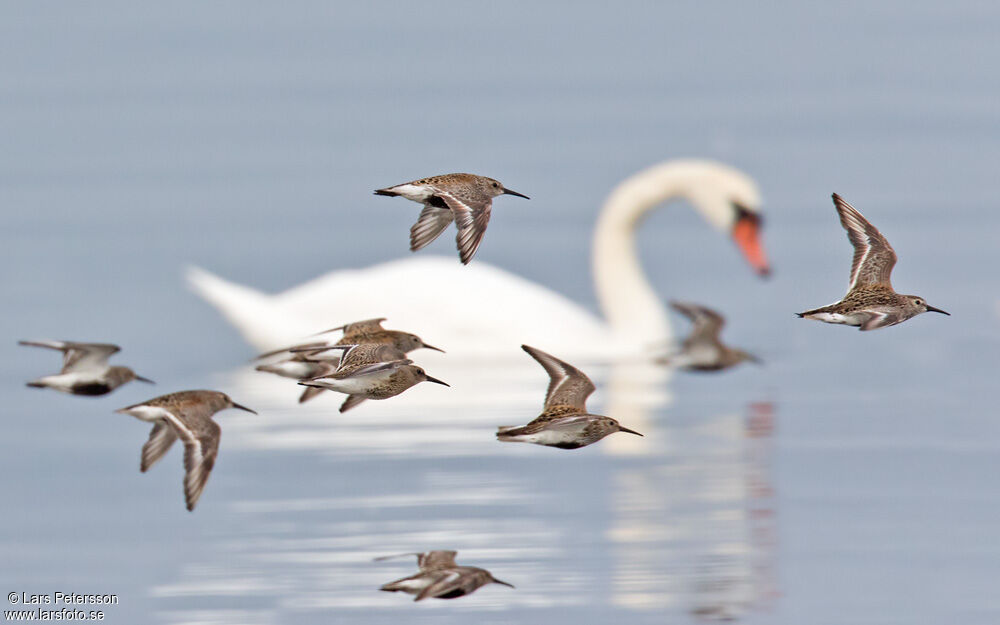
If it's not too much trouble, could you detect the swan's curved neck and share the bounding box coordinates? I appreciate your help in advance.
[592,164,700,345]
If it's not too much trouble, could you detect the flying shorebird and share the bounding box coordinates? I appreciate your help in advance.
[376,550,514,601]
[374,173,529,264]
[297,344,449,413]
[19,340,154,396]
[116,390,256,511]
[659,301,760,371]
[798,194,949,331]
[496,345,643,449]
[316,317,444,353]
[255,317,443,362]
[255,317,443,404]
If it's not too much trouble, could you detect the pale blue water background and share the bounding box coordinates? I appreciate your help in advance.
[3,2,1000,623]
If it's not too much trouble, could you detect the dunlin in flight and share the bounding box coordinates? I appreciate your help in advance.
[116,390,256,511]
[297,344,448,413]
[19,340,153,396]
[315,317,444,353]
[659,301,760,371]
[375,173,529,264]
[255,317,443,362]
[496,345,643,449]
[255,318,442,404]
[798,194,949,331]
[376,550,514,601]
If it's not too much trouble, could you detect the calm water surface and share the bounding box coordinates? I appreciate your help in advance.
[3,2,1000,624]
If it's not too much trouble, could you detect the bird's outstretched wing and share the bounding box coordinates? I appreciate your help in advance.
[669,301,726,344]
[521,345,595,413]
[19,340,121,373]
[833,193,897,290]
[438,191,492,264]
[410,205,454,252]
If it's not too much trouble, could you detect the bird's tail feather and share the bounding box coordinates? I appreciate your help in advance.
[797,305,832,318]
[496,425,529,441]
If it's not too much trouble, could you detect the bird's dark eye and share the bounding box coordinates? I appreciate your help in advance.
[732,201,762,226]
[492,182,499,188]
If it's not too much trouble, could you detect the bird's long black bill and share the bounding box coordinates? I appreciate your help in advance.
[422,343,446,353]
[135,375,156,384]
[425,375,450,387]
[311,327,342,336]
[268,341,328,355]
[926,305,950,315]
[291,344,350,354]
[618,426,644,437]
[373,552,422,562]
[492,579,515,588]
[502,188,529,199]
[232,402,258,415]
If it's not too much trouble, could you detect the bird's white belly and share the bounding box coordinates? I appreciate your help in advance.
[809,312,861,325]
[315,370,394,394]
[36,372,101,392]
[672,344,721,368]
[389,184,434,202]
[119,405,174,423]
[528,429,580,445]
[389,577,432,594]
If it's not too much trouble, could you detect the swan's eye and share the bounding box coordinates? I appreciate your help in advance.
[731,201,762,226]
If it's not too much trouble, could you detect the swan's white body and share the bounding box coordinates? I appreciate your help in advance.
[188,160,764,360]
[188,258,612,358]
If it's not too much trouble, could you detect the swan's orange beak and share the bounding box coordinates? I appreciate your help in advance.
[732,214,771,277]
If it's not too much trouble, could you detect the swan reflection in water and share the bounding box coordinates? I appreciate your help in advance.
[609,401,778,621]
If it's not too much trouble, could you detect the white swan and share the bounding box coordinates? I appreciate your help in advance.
[187,159,768,360]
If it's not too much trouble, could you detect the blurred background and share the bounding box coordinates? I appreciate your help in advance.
[3,2,1000,624]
